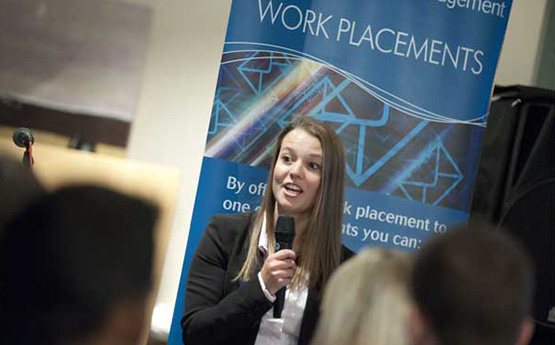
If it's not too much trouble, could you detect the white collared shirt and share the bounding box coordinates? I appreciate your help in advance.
[254,215,309,345]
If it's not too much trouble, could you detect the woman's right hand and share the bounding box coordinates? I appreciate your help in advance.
[260,249,297,295]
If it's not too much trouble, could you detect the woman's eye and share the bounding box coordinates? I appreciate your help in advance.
[309,162,321,170]
[281,155,292,163]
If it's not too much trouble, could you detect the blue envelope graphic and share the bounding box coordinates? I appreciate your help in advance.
[399,141,463,205]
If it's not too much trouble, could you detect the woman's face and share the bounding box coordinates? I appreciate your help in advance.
[272,128,323,220]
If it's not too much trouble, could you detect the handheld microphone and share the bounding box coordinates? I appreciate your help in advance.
[274,215,295,318]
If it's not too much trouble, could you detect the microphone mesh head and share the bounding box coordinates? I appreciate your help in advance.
[13,128,34,148]
[275,215,295,248]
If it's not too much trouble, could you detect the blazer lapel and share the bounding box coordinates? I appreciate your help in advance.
[297,288,320,345]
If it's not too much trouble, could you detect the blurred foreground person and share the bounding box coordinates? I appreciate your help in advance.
[0,186,158,345]
[410,223,535,345]
[311,248,412,345]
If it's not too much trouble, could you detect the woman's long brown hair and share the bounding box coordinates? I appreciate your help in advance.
[234,116,345,289]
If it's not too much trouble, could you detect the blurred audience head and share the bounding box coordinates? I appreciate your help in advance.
[0,155,44,229]
[0,185,158,345]
[311,247,412,345]
[410,223,535,345]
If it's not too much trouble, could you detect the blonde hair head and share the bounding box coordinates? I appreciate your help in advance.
[311,248,412,345]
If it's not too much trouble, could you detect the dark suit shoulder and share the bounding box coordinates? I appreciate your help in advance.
[209,212,254,225]
[340,245,356,263]
[205,212,256,249]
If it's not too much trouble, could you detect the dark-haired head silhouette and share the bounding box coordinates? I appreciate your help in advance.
[0,185,158,345]
[410,223,535,345]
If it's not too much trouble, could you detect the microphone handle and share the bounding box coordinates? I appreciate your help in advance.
[273,239,292,319]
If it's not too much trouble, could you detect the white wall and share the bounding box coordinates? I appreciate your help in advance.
[124,0,232,336]
[495,0,549,86]
[124,0,551,337]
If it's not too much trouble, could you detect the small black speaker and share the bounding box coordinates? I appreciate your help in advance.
[471,85,555,344]
[499,179,554,343]
[471,86,554,222]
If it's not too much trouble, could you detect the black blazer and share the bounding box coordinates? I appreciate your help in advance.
[181,213,353,345]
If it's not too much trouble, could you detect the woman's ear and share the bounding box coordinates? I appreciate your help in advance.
[99,295,150,345]
[407,305,436,345]
[516,316,535,345]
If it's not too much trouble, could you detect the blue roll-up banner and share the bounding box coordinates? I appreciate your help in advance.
[168,1,513,342]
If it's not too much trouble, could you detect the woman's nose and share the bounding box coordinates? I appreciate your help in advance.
[289,161,303,178]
